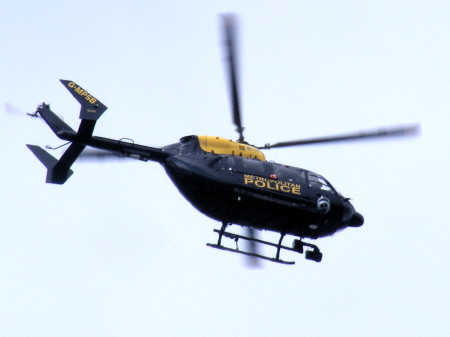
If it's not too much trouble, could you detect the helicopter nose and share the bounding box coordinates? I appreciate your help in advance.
[342,199,364,227]
[349,212,364,227]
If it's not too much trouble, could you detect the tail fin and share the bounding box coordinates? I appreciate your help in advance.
[26,144,77,184]
[59,80,107,120]
[27,80,107,184]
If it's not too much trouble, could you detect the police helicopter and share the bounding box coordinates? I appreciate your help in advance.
[26,14,418,264]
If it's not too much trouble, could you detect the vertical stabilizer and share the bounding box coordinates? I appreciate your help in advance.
[60,80,107,120]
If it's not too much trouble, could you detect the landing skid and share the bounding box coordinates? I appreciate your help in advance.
[206,224,323,265]
[207,242,295,265]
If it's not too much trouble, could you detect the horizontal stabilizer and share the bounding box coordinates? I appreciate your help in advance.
[26,144,58,169]
[60,79,107,120]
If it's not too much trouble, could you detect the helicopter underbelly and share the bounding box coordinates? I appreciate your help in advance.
[163,157,344,239]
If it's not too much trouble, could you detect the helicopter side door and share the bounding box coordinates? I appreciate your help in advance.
[218,156,270,186]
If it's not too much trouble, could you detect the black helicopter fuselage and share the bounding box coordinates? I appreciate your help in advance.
[26,99,363,242]
[160,135,363,239]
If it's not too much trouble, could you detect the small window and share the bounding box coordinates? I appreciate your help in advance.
[271,164,306,185]
[242,158,265,174]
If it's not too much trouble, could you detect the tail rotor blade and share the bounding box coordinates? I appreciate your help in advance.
[5,102,41,119]
[5,103,23,116]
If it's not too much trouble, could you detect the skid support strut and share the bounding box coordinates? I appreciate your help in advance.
[217,222,228,246]
[275,233,286,261]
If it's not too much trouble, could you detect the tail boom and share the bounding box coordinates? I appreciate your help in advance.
[27,80,168,184]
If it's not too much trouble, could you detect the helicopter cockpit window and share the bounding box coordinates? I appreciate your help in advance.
[242,159,265,174]
[308,172,334,193]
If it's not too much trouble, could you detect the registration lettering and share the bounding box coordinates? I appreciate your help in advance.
[68,81,98,105]
[244,174,300,195]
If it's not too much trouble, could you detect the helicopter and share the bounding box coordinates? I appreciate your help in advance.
[26,14,418,265]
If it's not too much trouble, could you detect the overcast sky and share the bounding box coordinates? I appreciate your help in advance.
[1,1,449,336]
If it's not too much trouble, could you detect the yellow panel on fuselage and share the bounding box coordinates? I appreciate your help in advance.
[198,135,266,161]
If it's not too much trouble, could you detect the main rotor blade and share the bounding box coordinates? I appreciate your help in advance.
[221,13,245,142]
[245,227,261,268]
[77,149,127,162]
[259,124,420,149]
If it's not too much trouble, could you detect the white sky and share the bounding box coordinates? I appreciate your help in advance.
[1,1,449,336]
